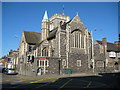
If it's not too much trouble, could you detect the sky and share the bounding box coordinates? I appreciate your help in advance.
[2,2,119,57]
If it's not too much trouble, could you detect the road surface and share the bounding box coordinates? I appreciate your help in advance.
[1,72,120,89]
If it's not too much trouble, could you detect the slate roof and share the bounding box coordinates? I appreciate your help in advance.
[60,15,86,34]
[96,40,120,52]
[24,31,41,45]
[47,27,58,41]
[107,43,120,52]
[70,15,86,34]
[33,27,58,50]
[96,40,102,45]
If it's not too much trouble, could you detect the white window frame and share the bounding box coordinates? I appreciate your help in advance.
[39,60,49,67]
[117,52,120,58]
[46,60,49,67]
[71,32,82,48]
[109,51,116,57]
[77,60,81,67]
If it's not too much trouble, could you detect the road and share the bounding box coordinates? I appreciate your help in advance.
[1,72,120,89]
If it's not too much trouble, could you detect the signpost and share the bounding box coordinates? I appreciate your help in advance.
[38,57,46,60]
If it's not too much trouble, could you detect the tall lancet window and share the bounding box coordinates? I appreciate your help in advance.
[71,31,81,48]
[42,47,48,56]
[81,36,84,48]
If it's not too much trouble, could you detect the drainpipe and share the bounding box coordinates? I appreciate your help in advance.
[58,59,61,75]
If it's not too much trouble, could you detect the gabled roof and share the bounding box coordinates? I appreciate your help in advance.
[96,40,120,52]
[96,40,102,45]
[24,31,41,45]
[33,27,58,50]
[47,27,58,40]
[70,14,82,24]
[69,15,86,34]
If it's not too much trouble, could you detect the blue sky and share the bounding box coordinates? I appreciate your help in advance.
[2,2,119,57]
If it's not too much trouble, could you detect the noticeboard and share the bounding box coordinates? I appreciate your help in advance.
[38,57,46,60]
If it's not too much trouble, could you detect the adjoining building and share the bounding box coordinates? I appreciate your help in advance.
[1,49,19,69]
[18,11,93,76]
[94,38,120,73]
[18,31,41,75]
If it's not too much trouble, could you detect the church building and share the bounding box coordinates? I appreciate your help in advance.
[18,11,93,76]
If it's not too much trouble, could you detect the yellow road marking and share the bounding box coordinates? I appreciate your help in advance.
[32,83,50,90]
[58,79,72,90]
[2,80,11,82]
[11,83,16,85]
[29,79,44,83]
[3,78,37,83]
[13,78,35,83]
[12,77,59,88]
[29,77,59,83]
[51,79,57,82]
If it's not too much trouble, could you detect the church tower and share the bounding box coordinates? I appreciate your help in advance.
[41,11,49,41]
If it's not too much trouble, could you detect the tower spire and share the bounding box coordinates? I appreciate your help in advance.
[43,10,48,21]
[76,12,78,16]
[62,5,65,15]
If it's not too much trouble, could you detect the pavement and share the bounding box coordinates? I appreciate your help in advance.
[17,72,99,78]
[1,72,120,89]
[2,72,98,80]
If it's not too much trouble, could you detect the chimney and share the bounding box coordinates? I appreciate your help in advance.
[9,49,13,55]
[102,38,107,46]
[102,38,107,55]
[10,49,13,52]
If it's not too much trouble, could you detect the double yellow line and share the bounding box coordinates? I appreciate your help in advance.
[30,77,58,83]
[11,77,59,88]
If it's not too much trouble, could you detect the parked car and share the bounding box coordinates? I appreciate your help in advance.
[4,68,18,75]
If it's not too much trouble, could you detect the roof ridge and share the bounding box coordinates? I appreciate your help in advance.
[23,31,41,34]
[96,40,115,44]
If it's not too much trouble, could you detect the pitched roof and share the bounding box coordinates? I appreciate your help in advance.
[33,27,58,50]
[24,31,41,45]
[96,40,120,52]
[47,27,58,41]
[107,43,120,52]
[69,15,86,33]
[96,40,102,45]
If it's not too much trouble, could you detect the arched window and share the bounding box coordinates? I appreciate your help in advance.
[71,31,82,48]
[42,47,48,56]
